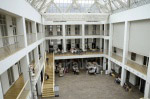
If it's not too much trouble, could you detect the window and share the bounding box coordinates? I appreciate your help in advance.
[75,25,80,35]
[131,52,136,61]
[29,22,32,33]
[0,14,8,46]
[66,25,71,35]
[143,56,149,66]
[114,47,117,53]
[16,61,22,75]
[36,23,39,33]
[49,25,53,35]
[25,21,29,33]
[25,20,32,34]
[85,25,88,35]
[75,39,80,44]
[12,17,17,43]
[92,25,96,35]
[38,45,41,59]
[7,67,14,86]
[57,25,62,35]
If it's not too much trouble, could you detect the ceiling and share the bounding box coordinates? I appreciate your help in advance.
[25,0,131,13]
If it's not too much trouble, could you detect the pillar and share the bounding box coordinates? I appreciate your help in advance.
[62,24,66,52]
[0,79,3,99]
[103,58,106,70]
[121,21,130,86]
[36,76,42,95]
[82,24,85,51]
[144,53,150,99]
[63,39,66,52]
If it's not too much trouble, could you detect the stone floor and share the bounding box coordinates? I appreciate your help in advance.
[43,71,144,99]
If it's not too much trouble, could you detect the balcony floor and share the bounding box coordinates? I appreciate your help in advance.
[126,60,147,75]
[4,74,24,99]
[0,44,23,61]
[55,51,103,57]
[111,53,123,62]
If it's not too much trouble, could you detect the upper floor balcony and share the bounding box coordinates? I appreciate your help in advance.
[111,52,123,63]
[4,75,30,99]
[37,32,44,40]
[0,34,25,61]
[125,59,147,76]
[27,33,36,45]
[65,25,82,36]
[45,25,63,37]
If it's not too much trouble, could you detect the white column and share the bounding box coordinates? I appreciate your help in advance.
[82,24,85,51]
[17,17,28,47]
[62,24,66,52]
[121,21,130,86]
[20,55,30,82]
[103,58,106,70]
[100,38,102,51]
[120,68,127,86]
[100,25,103,35]
[63,39,66,52]
[108,23,113,74]
[104,24,107,36]
[34,47,39,64]
[0,79,4,99]
[107,60,111,73]
[32,21,38,41]
[108,23,113,56]
[37,76,42,95]
[144,53,150,99]
[104,39,106,54]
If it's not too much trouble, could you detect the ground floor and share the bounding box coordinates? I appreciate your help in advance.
[48,71,143,99]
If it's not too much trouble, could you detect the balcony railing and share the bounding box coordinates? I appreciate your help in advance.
[16,80,30,99]
[27,33,36,45]
[66,33,81,36]
[37,33,44,40]
[46,32,63,37]
[126,58,147,75]
[0,35,24,61]
[85,33,100,36]
[111,52,123,62]
[4,75,30,99]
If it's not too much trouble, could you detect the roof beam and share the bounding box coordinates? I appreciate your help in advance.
[39,0,47,11]
[65,0,81,13]
[42,0,61,13]
[115,0,127,7]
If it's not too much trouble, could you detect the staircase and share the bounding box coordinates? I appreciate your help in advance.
[42,53,55,98]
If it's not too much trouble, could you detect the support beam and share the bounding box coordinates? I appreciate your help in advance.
[39,0,47,11]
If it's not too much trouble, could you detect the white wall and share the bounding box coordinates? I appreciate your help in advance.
[109,3,150,23]
[13,64,19,81]
[1,71,9,94]
[128,52,143,65]
[129,73,136,86]
[0,0,42,23]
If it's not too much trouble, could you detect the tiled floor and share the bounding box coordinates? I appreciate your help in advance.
[49,71,144,99]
